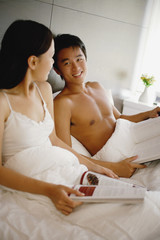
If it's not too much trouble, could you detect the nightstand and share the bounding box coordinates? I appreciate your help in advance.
[122,99,156,115]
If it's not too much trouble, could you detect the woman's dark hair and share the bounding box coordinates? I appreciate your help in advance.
[0,20,53,89]
[53,34,87,70]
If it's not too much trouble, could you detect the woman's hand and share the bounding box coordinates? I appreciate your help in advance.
[47,184,84,215]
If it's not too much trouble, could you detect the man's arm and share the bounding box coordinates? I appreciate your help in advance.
[113,103,160,123]
[120,106,160,122]
[93,83,160,123]
[84,155,146,178]
[54,96,72,146]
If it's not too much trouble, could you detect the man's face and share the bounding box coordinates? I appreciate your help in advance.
[55,46,87,84]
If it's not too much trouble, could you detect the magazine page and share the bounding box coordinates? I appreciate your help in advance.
[131,118,160,163]
[70,185,146,203]
[81,171,137,188]
[70,171,146,203]
[132,136,160,163]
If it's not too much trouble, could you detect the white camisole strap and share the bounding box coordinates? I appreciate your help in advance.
[2,91,13,111]
[34,82,46,107]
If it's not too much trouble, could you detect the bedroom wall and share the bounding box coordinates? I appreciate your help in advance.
[0,0,151,97]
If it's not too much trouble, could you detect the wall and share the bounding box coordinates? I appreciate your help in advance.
[0,0,150,96]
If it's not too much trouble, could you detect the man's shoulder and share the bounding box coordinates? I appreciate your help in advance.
[54,90,72,107]
[86,81,104,89]
[86,81,113,102]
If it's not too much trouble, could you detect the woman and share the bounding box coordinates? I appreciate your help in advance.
[0,20,117,215]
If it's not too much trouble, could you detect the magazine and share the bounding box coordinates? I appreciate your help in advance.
[70,171,146,203]
[70,185,146,203]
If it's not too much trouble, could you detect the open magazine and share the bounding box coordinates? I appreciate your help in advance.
[70,171,146,203]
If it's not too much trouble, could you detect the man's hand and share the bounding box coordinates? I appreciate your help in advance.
[148,107,160,118]
[110,156,146,178]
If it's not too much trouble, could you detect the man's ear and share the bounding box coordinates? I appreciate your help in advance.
[28,56,38,70]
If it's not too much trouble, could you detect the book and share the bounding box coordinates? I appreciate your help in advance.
[132,136,160,163]
[130,117,160,164]
[70,171,146,203]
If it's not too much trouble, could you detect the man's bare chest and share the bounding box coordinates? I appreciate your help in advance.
[70,94,112,126]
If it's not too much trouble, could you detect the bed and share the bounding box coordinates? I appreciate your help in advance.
[1,72,160,240]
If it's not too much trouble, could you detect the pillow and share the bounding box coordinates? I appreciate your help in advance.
[53,91,61,99]
[71,136,91,157]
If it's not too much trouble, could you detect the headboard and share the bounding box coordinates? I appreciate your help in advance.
[47,69,65,93]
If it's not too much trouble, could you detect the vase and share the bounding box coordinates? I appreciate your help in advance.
[139,86,152,104]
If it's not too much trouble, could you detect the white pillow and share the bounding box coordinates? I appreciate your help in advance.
[53,91,61,99]
[71,136,91,157]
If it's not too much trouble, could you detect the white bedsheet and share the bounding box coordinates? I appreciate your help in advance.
[1,145,160,240]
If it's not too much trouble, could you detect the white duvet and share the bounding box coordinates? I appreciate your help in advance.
[4,145,87,186]
[93,118,160,164]
[1,145,160,240]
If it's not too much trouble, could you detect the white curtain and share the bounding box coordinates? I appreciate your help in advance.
[133,0,160,95]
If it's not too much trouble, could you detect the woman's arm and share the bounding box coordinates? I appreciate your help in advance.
[0,165,83,215]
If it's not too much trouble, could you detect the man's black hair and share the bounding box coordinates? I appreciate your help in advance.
[53,34,87,70]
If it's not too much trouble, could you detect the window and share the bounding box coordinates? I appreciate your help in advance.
[132,0,160,98]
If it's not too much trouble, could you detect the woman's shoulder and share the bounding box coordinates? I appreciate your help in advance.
[35,81,53,104]
[0,91,11,121]
[35,81,52,97]
[0,91,8,106]
[35,81,52,93]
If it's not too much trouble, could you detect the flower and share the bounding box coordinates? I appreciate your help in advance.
[140,74,155,87]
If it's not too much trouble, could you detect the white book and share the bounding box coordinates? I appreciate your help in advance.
[132,135,160,163]
[131,118,160,164]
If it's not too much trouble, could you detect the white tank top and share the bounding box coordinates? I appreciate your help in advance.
[2,83,54,164]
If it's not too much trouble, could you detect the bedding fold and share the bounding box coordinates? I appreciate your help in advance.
[4,145,88,186]
[93,118,160,163]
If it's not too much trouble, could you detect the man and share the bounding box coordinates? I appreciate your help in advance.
[53,34,160,178]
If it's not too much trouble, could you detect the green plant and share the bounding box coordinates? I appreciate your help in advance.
[141,74,155,87]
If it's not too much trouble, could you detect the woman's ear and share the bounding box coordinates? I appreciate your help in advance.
[28,56,38,70]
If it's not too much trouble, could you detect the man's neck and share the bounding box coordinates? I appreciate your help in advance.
[65,82,87,94]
